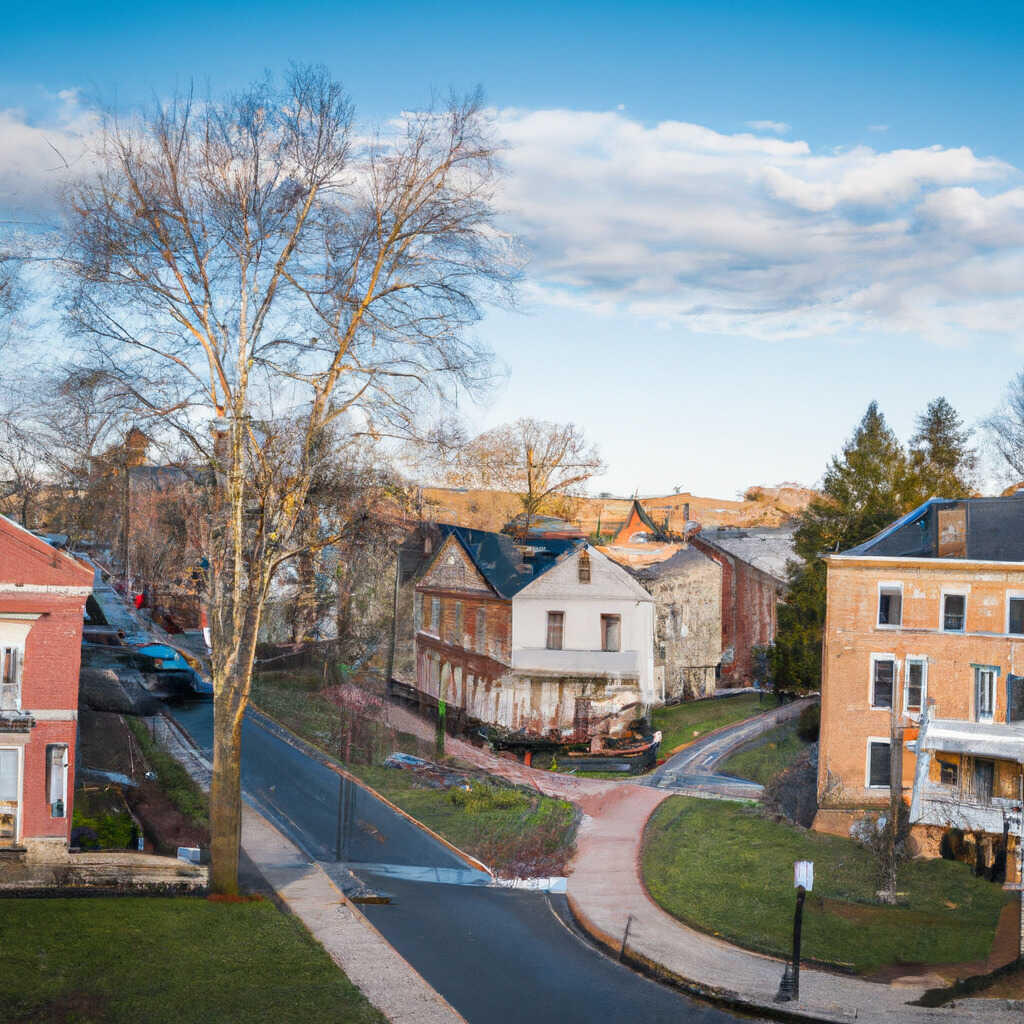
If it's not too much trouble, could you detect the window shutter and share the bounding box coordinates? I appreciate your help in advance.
[1008,675,1024,724]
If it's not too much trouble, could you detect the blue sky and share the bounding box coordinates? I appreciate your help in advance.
[3,1,1024,496]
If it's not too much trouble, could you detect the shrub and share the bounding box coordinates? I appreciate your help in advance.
[448,784,530,813]
[796,702,820,742]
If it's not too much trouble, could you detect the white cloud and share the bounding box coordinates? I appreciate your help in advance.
[0,91,98,225]
[868,124,890,133]
[746,119,791,134]
[494,108,1023,342]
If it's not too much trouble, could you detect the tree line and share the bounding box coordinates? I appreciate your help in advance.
[769,390,1024,692]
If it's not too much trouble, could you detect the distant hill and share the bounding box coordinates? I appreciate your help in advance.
[419,483,816,535]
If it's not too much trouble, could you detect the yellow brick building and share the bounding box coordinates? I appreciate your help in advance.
[815,496,1024,878]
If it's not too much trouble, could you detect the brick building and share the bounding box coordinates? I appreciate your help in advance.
[815,495,1024,877]
[0,515,92,861]
[690,526,793,686]
[395,523,655,743]
[599,500,722,700]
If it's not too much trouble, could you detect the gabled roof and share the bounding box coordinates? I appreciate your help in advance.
[0,514,94,587]
[416,523,583,599]
[611,499,670,544]
[840,495,1024,562]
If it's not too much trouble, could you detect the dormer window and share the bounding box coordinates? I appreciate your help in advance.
[578,550,591,584]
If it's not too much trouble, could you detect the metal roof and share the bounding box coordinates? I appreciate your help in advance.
[842,494,1024,562]
[695,526,796,581]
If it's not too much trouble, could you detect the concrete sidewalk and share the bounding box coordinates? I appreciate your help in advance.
[565,785,1020,1023]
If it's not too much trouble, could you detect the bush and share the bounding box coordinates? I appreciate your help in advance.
[448,784,529,813]
[71,810,137,850]
[940,827,967,861]
[796,702,820,742]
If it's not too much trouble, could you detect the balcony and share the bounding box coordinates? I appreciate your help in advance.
[909,712,1024,834]
[511,647,641,678]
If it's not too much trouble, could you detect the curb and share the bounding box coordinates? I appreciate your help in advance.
[563,891,848,1024]
[246,706,493,877]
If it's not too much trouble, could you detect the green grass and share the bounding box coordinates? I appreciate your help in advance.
[252,672,578,876]
[127,717,208,827]
[719,720,813,785]
[652,693,767,754]
[642,797,1013,973]
[347,765,578,877]
[1,897,385,1023]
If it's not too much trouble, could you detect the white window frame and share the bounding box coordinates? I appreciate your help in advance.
[866,737,892,789]
[876,581,903,629]
[973,664,999,723]
[940,588,968,633]
[0,646,24,711]
[0,745,24,846]
[46,744,69,819]
[1006,590,1024,636]
[869,653,898,711]
[903,656,927,718]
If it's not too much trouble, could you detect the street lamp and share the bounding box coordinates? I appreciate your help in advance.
[776,860,813,1003]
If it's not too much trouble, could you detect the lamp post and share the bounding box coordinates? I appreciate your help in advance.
[776,860,813,1003]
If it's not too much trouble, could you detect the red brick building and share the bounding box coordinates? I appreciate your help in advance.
[690,526,794,686]
[0,515,92,861]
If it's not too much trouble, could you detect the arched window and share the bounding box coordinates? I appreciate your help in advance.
[578,549,591,584]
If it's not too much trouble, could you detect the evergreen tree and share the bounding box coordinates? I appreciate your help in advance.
[907,396,976,501]
[771,402,912,692]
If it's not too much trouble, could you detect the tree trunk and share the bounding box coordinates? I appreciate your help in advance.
[208,604,261,894]
[210,684,244,894]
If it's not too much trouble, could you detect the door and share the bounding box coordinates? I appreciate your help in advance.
[0,748,20,847]
[973,759,995,804]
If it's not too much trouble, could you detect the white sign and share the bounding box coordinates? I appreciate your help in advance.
[794,860,814,892]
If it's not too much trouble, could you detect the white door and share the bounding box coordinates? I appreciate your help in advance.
[0,748,20,846]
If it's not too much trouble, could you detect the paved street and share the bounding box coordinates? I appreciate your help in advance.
[645,696,813,796]
[170,702,755,1024]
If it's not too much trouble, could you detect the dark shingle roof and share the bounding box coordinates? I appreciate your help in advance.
[406,523,582,598]
[842,495,1024,562]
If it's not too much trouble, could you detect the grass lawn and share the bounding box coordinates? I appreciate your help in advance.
[349,764,578,876]
[642,797,1013,973]
[2,897,384,1024]
[719,720,813,785]
[252,672,578,876]
[652,693,767,754]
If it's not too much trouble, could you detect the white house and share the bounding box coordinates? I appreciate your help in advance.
[409,525,656,742]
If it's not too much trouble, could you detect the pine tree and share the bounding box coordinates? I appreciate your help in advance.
[772,402,912,692]
[907,396,976,501]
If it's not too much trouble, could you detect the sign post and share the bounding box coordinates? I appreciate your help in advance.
[776,861,813,1003]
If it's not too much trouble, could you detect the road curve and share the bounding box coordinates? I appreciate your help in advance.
[170,702,754,1024]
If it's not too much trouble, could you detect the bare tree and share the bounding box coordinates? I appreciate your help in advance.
[445,417,604,527]
[985,370,1024,483]
[62,67,517,892]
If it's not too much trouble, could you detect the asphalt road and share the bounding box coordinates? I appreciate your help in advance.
[171,702,756,1024]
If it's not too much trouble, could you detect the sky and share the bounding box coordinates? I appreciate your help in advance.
[3,0,1024,497]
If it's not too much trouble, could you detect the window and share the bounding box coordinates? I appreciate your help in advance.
[867,740,891,788]
[454,602,463,646]
[974,666,997,722]
[46,745,68,819]
[1009,597,1024,635]
[578,550,591,584]
[0,748,18,846]
[546,612,564,650]
[942,593,966,632]
[878,585,902,627]
[414,593,423,631]
[871,657,895,709]
[430,597,440,635]
[0,647,21,711]
[939,759,959,786]
[904,659,925,714]
[601,614,622,652]
[475,608,486,653]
